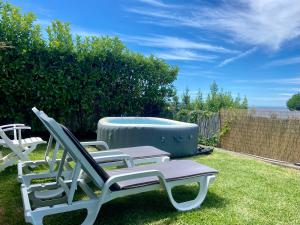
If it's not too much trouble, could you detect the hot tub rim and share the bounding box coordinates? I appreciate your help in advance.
[98,117,198,128]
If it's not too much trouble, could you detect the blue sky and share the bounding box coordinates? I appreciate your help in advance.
[9,0,300,107]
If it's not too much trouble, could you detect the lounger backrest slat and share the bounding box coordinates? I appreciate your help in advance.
[37,112,105,186]
[62,126,121,190]
[61,126,111,182]
[32,108,62,146]
[32,108,63,165]
[35,108,120,190]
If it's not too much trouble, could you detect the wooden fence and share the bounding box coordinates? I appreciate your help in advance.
[196,113,220,139]
[219,109,300,163]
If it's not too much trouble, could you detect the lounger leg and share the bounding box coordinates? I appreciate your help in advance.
[26,200,101,225]
[162,156,170,163]
[31,215,44,225]
[24,144,39,156]
[165,175,214,211]
[29,207,96,225]
[81,206,99,225]
[0,156,18,172]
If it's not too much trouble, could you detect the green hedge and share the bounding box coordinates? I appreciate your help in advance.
[0,2,178,132]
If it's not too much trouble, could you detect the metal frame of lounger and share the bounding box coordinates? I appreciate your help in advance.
[18,108,169,186]
[21,111,217,225]
[0,124,46,172]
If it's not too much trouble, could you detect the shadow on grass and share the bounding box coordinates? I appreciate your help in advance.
[0,165,226,225]
[0,166,18,178]
[95,186,227,225]
[42,185,226,225]
[0,167,26,225]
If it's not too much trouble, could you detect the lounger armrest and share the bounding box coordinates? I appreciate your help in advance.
[93,154,134,165]
[90,150,126,157]
[2,126,31,132]
[101,170,166,200]
[105,170,165,189]
[1,126,31,143]
[80,140,109,150]
[0,124,25,129]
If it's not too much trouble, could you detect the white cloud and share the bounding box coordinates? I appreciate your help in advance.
[218,47,256,67]
[137,0,172,8]
[155,49,217,61]
[128,0,300,50]
[179,70,219,78]
[279,93,295,97]
[72,28,103,37]
[235,76,300,85]
[251,96,289,102]
[35,19,52,27]
[34,20,105,38]
[34,19,110,43]
[288,88,300,92]
[122,35,238,53]
[20,2,54,18]
[125,7,174,20]
[266,56,300,67]
[268,87,300,92]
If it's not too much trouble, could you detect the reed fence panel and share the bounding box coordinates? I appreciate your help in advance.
[220,109,300,163]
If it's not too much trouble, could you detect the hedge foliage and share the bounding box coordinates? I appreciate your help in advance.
[287,93,300,111]
[0,2,178,132]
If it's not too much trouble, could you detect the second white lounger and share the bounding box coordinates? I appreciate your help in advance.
[0,124,46,172]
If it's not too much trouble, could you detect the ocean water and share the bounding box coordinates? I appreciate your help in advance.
[249,106,300,118]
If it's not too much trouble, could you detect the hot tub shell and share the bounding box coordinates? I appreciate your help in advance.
[97,117,199,157]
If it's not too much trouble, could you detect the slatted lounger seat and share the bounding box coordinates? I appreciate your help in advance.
[92,146,170,164]
[11,137,45,147]
[107,160,217,189]
[21,109,218,225]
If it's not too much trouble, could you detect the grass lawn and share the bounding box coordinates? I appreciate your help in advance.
[0,145,299,225]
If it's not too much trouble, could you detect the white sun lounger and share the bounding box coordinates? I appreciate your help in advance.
[18,108,170,186]
[0,124,46,172]
[21,110,218,225]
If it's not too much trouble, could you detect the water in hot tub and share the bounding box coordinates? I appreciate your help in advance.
[108,118,177,125]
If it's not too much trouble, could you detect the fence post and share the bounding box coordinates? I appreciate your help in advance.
[218,109,222,147]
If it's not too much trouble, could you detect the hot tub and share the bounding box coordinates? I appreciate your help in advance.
[97,117,198,157]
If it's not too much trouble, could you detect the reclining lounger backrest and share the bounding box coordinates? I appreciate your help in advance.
[0,127,16,151]
[36,109,120,190]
